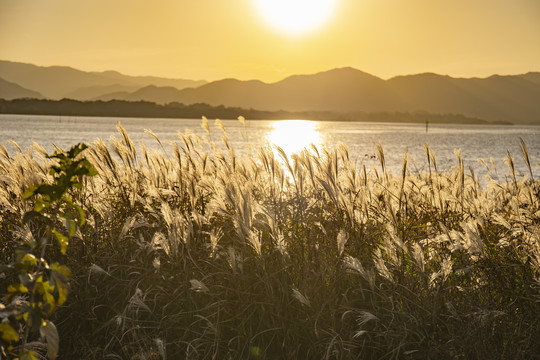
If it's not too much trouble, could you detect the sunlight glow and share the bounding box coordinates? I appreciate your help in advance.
[268,120,322,157]
[254,0,336,35]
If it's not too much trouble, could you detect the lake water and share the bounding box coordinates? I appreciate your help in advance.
[1,114,539,181]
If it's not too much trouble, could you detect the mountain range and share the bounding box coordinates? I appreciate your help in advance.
[1,60,539,124]
[0,77,44,100]
[0,60,207,99]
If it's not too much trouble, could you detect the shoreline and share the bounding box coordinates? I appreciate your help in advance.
[0,98,517,126]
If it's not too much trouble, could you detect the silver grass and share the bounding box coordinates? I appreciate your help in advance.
[145,128,164,149]
[152,232,170,255]
[201,116,210,133]
[225,246,242,274]
[354,310,378,335]
[31,141,48,159]
[411,243,425,272]
[190,279,209,293]
[7,139,23,153]
[117,122,136,161]
[208,228,223,257]
[247,229,262,256]
[374,248,393,283]
[519,137,534,181]
[154,338,166,360]
[0,143,10,161]
[291,287,311,307]
[344,255,375,289]
[88,264,111,280]
[215,118,227,135]
[128,288,151,314]
[336,229,348,257]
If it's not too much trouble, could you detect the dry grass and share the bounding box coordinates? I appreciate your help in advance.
[1,120,539,359]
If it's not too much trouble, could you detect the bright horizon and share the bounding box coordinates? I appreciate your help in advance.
[1,0,540,82]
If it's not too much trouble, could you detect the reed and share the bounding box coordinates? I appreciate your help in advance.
[1,120,539,359]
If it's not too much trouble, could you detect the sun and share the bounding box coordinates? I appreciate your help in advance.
[253,0,337,35]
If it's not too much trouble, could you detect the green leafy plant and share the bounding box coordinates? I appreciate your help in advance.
[1,144,97,360]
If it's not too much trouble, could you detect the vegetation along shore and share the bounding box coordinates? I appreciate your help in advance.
[0,98,511,125]
[1,120,538,359]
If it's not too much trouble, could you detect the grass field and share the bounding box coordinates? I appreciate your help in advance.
[1,121,539,359]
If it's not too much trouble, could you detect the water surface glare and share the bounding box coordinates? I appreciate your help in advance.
[269,120,322,157]
[1,114,539,181]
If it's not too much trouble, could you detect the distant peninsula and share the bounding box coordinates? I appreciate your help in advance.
[0,98,510,125]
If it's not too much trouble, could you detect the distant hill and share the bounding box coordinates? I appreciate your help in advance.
[95,68,407,112]
[0,60,207,99]
[64,84,140,100]
[519,72,540,84]
[0,77,43,99]
[94,85,187,104]
[2,60,540,124]
[95,68,540,124]
[387,73,540,124]
[164,68,406,112]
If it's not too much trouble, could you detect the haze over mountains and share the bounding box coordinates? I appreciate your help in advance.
[0,60,207,99]
[1,60,540,124]
[0,77,44,100]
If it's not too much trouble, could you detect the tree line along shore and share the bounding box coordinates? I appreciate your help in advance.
[0,98,511,125]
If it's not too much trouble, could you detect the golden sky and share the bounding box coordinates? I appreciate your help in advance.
[1,0,539,82]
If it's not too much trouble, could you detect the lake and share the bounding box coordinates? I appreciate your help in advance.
[1,114,539,181]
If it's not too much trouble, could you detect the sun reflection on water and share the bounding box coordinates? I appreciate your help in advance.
[268,120,322,157]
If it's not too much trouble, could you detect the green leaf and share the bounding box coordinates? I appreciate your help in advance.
[17,253,39,273]
[34,198,48,212]
[72,182,83,190]
[0,323,19,342]
[51,263,72,279]
[40,320,59,360]
[73,158,98,176]
[8,283,29,294]
[36,281,56,315]
[35,184,55,197]
[51,263,71,306]
[22,185,39,200]
[35,280,56,314]
[84,160,98,176]
[22,210,41,224]
[51,230,68,255]
[54,284,69,307]
[21,253,38,266]
[74,203,86,226]
[65,143,87,159]
[65,218,76,237]
[20,350,39,360]
[61,197,74,207]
